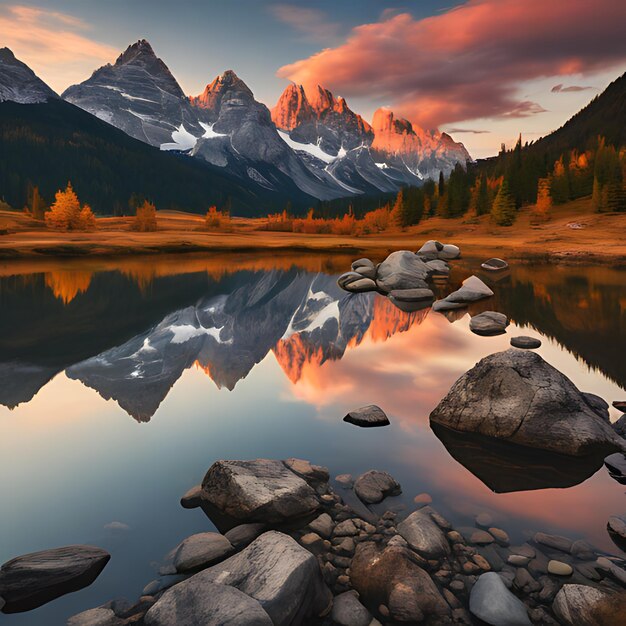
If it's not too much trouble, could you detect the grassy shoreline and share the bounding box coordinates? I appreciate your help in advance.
[1,197,625,265]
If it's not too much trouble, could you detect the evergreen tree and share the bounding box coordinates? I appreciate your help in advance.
[491,179,517,226]
[438,171,445,197]
[476,174,490,215]
[391,188,410,228]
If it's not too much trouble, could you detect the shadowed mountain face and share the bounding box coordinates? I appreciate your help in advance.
[0,257,623,423]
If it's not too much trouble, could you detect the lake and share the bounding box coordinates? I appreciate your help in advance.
[0,252,624,625]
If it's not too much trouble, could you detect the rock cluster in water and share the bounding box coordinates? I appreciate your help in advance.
[61,456,626,626]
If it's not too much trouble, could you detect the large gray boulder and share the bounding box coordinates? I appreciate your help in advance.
[397,510,451,559]
[0,545,110,613]
[430,349,626,456]
[469,572,531,625]
[552,584,613,626]
[173,532,234,573]
[469,311,509,336]
[344,405,390,428]
[148,531,331,626]
[375,251,430,293]
[354,470,401,504]
[200,459,321,524]
[433,275,493,311]
[144,580,273,626]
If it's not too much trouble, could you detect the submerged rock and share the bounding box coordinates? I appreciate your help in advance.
[146,532,331,626]
[469,311,509,336]
[343,405,390,428]
[354,470,401,504]
[224,523,266,549]
[430,349,626,456]
[481,258,509,271]
[200,459,321,526]
[173,532,234,573]
[67,607,124,626]
[331,591,372,626]
[375,251,430,293]
[510,336,541,349]
[0,545,110,613]
[469,572,531,626]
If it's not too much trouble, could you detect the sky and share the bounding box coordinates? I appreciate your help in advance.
[2,0,625,158]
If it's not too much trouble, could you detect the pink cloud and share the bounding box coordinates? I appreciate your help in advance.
[277,0,626,128]
[0,4,118,92]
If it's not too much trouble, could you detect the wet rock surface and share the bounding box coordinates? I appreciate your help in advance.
[344,405,390,428]
[469,311,509,336]
[511,335,542,349]
[354,470,402,504]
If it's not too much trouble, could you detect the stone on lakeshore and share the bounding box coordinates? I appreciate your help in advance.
[534,532,573,554]
[344,277,378,293]
[67,608,123,626]
[604,453,626,477]
[334,519,358,537]
[331,591,372,626]
[607,516,626,551]
[475,512,494,528]
[425,259,450,275]
[397,510,451,559]
[459,527,495,545]
[582,393,610,421]
[430,349,626,456]
[432,299,468,312]
[440,244,461,260]
[510,336,542,349]
[508,555,530,566]
[343,405,390,428]
[147,532,331,626]
[481,258,509,271]
[350,542,450,622]
[300,533,324,552]
[352,258,375,271]
[283,458,330,486]
[570,539,595,561]
[308,513,333,539]
[180,484,203,509]
[338,272,365,289]
[143,580,272,626]
[442,275,494,303]
[173,533,234,573]
[388,288,434,303]
[354,470,401,504]
[224,523,266,549]
[354,265,377,280]
[375,251,430,293]
[413,493,432,506]
[416,240,444,258]
[489,527,510,546]
[548,560,573,576]
[469,311,509,336]
[335,473,354,487]
[552,584,612,626]
[142,575,188,596]
[200,459,320,525]
[469,572,532,626]
[0,545,110,613]
[612,414,626,439]
[596,556,626,585]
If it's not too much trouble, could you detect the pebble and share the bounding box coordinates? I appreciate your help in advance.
[508,554,530,566]
[510,336,542,349]
[475,513,494,529]
[308,513,333,539]
[448,531,464,543]
[533,532,572,553]
[472,554,491,571]
[510,544,536,559]
[470,530,495,545]
[547,560,573,576]
[335,474,354,487]
[488,527,510,546]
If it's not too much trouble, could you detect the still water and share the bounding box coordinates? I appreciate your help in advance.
[0,252,624,624]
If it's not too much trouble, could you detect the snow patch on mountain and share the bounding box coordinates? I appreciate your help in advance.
[160,124,197,151]
[277,130,338,164]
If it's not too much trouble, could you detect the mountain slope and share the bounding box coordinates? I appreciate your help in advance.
[0,47,58,104]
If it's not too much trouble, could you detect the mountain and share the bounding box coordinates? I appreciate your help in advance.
[370,108,471,180]
[0,49,316,214]
[0,47,58,104]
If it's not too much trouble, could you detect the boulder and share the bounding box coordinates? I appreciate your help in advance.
[173,532,234,573]
[354,265,377,280]
[375,251,430,293]
[344,405,390,428]
[283,458,329,487]
[435,275,494,310]
[338,272,365,289]
[469,311,509,336]
[331,591,372,626]
[510,336,541,349]
[424,259,450,275]
[607,516,626,552]
[351,258,375,271]
[416,240,444,258]
[224,523,267,549]
[200,459,320,525]
[397,510,451,559]
[552,584,612,626]
[144,580,273,626]
[350,542,450,622]
[469,572,532,626]
[481,258,509,271]
[354,470,401,504]
[582,393,610,421]
[153,531,331,625]
[142,575,188,596]
[440,244,461,260]
[308,513,333,539]
[388,288,434,303]
[67,608,124,626]
[180,485,203,509]
[0,545,110,613]
[612,414,626,438]
[344,278,378,293]
[430,349,626,456]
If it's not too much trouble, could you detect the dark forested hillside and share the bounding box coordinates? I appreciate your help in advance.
[0,99,316,215]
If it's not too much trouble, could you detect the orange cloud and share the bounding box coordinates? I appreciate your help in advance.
[0,4,118,92]
[277,0,626,128]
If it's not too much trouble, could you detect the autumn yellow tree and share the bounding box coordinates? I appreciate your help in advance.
[45,182,83,231]
[533,176,552,221]
[131,200,157,232]
[79,204,97,231]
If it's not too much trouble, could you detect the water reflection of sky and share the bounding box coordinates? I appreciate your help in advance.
[0,256,625,625]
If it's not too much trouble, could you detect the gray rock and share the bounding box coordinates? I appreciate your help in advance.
[534,532,573,554]
[200,459,320,524]
[430,349,626,456]
[224,523,266,549]
[434,275,494,311]
[548,560,573,576]
[344,278,378,293]
[344,405,390,428]
[582,393,610,421]
[596,556,626,585]
[335,474,354,487]
[338,272,366,289]
[612,414,626,438]
[173,532,234,573]
[0,545,110,613]
[469,572,532,626]
[424,259,450,275]
[354,265,377,280]
[308,513,333,539]
[510,544,536,559]
[334,519,359,537]
[375,251,430,293]
[142,575,188,596]
[604,453,626,477]
[67,608,124,626]
[552,584,611,626]
[283,458,329,487]
[469,312,509,336]
[440,244,461,260]
[144,580,272,625]
[397,510,451,559]
[570,539,595,561]
[510,336,542,349]
[180,485,203,509]
[432,299,468,312]
[607,515,626,552]
[417,240,444,257]
[508,554,530,566]
[481,258,509,271]
[351,258,375,271]
[388,288,434,303]
[354,470,401,504]
[331,591,372,626]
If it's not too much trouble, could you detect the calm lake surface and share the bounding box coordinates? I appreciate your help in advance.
[1,252,625,625]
